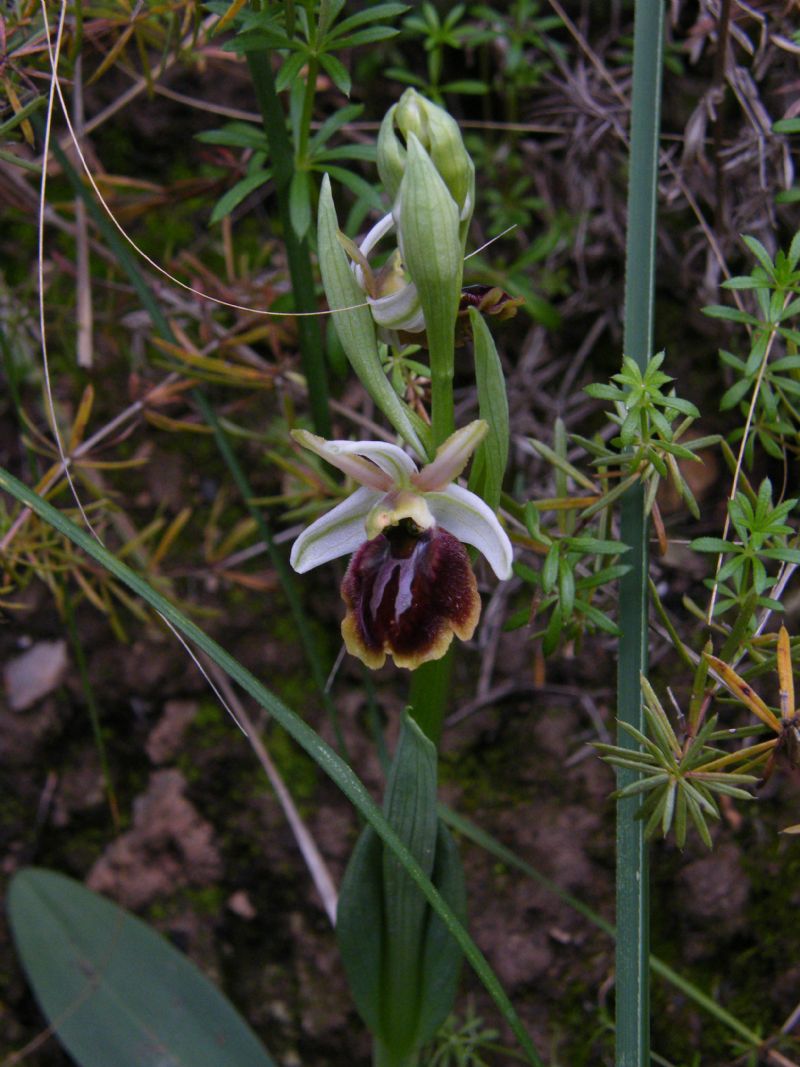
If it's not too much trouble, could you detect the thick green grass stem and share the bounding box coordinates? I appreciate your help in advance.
[245,51,331,438]
[616,4,664,1065]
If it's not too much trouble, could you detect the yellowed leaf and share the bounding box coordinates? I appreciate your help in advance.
[778,626,795,721]
[213,0,254,35]
[149,506,192,569]
[144,411,213,434]
[705,653,782,733]
[3,77,34,146]
[87,23,136,85]
[68,384,95,451]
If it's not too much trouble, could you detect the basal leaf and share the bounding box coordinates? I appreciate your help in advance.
[8,869,276,1067]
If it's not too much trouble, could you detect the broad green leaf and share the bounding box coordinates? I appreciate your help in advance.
[224,28,292,53]
[8,869,277,1067]
[336,717,465,1058]
[721,275,772,290]
[558,556,575,619]
[720,377,752,411]
[575,564,631,590]
[439,79,489,94]
[467,307,508,511]
[566,537,628,555]
[584,382,625,401]
[574,601,620,634]
[542,603,563,654]
[416,822,466,1043]
[335,825,384,1034]
[690,536,734,552]
[381,715,439,1055]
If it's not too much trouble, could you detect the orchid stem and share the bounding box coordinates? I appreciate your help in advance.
[408,649,453,747]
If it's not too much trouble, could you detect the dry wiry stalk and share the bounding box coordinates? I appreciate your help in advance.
[201,659,339,925]
[73,52,93,370]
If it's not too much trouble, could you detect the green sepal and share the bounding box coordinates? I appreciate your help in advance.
[316,174,426,457]
[467,307,509,512]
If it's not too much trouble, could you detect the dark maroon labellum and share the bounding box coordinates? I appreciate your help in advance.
[340,523,480,670]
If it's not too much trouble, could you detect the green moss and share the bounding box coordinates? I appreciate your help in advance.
[265,724,318,805]
[183,884,225,915]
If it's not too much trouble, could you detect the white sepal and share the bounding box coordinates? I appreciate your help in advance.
[292,430,392,491]
[329,438,419,486]
[426,483,513,580]
[289,486,380,574]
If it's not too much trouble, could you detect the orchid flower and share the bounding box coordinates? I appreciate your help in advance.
[338,210,426,336]
[290,420,513,670]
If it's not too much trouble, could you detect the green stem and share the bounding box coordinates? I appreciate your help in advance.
[408,649,452,747]
[616,3,664,1065]
[245,50,331,437]
[429,340,456,446]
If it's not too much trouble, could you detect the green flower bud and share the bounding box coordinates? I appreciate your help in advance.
[396,134,462,306]
[376,102,406,204]
[377,88,474,225]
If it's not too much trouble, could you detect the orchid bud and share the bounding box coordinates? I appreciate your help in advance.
[378,88,474,225]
